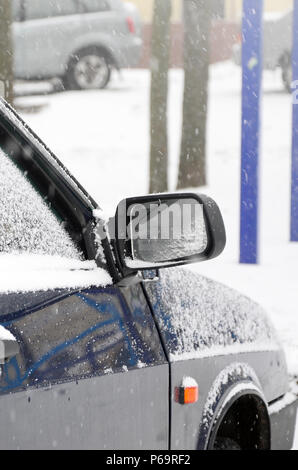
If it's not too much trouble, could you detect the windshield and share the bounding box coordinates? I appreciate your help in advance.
[0,146,81,258]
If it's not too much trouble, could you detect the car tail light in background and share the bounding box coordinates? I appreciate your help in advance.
[126,16,136,34]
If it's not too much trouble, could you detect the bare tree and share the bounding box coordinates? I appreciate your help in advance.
[149,0,172,194]
[177,0,212,189]
[0,0,14,105]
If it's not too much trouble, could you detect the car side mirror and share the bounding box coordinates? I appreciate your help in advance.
[0,327,19,364]
[113,193,226,273]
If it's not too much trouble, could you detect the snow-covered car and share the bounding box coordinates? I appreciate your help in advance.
[12,0,142,90]
[0,98,297,450]
[233,10,293,92]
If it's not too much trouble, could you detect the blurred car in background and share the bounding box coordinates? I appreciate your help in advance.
[233,9,293,92]
[12,0,142,90]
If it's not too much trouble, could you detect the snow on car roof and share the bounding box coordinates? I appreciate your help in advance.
[0,325,16,342]
[0,254,112,293]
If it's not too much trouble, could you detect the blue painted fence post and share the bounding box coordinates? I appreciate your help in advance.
[240,0,264,264]
[291,0,298,242]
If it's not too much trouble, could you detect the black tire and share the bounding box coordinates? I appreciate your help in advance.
[213,437,241,450]
[281,52,292,93]
[63,47,111,91]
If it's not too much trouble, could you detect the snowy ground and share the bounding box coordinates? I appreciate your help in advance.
[15,62,298,442]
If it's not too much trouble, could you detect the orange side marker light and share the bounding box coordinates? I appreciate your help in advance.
[175,377,199,405]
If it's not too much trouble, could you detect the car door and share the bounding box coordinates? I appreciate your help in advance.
[0,106,169,449]
[17,0,82,79]
[0,285,169,450]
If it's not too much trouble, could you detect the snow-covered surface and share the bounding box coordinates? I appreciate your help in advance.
[169,343,279,363]
[264,11,290,22]
[0,148,80,259]
[0,254,112,293]
[145,268,280,360]
[0,325,16,342]
[269,380,298,414]
[125,258,171,269]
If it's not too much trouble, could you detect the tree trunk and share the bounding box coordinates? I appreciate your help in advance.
[177,0,212,189]
[0,0,14,105]
[149,0,171,194]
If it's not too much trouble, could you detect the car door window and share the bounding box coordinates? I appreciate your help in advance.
[0,147,81,259]
[24,0,78,20]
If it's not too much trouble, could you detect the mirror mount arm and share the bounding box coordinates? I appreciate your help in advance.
[116,270,160,288]
[116,272,143,288]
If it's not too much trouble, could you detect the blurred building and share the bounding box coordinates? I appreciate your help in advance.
[225,0,293,21]
[125,0,293,22]
[123,0,293,67]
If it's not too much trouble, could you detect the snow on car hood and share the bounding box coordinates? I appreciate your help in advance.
[144,268,281,361]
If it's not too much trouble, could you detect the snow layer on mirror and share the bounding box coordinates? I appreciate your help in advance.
[0,148,80,259]
[145,268,280,360]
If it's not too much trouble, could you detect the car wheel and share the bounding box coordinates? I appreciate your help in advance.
[281,52,292,93]
[213,437,241,450]
[64,48,111,91]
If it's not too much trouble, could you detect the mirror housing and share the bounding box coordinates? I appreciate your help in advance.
[112,193,226,274]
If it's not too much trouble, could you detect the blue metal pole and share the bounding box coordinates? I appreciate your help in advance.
[291,0,298,242]
[240,0,264,264]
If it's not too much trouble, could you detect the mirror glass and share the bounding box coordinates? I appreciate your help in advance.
[125,197,208,268]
